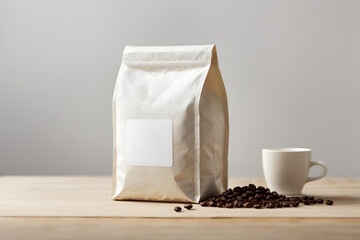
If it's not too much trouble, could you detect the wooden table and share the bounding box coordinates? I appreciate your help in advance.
[1,176,359,239]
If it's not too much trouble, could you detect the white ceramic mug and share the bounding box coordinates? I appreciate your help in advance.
[262,148,327,195]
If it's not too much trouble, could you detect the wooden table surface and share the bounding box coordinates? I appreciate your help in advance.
[1,176,359,240]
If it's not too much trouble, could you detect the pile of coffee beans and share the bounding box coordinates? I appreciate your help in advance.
[199,184,334,209]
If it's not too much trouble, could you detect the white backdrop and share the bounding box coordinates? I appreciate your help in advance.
[1,0,359,177]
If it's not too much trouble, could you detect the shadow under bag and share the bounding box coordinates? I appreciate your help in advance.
[112,45,228,203]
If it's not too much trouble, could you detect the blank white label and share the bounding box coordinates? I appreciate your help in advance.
[126,119,173,167]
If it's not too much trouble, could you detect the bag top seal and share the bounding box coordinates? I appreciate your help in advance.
[122,45,214,65]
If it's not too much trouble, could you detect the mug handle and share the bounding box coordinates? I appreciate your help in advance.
[306,161,327,183]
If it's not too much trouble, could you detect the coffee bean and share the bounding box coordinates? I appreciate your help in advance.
[272,191,278,197]
[217,202,224,208]
[241,193,248,198]
[174,206,182,212]
[326,200,334,205]
[243,202,253,208]
[246,190,255,196]
[184,204,193,210]
[303,200,310,205]
[291,202,299,207]
[254,203,262,209]
[233,186,242,192]
[249,184,256,190]
[316,199,324,204]
[267,202,275,208]
[282,201,291,207]
[200,201,208,207]
[226,202,235,208]
[209,201,217,207]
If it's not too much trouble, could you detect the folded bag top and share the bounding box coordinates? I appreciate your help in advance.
[112,45,228,203]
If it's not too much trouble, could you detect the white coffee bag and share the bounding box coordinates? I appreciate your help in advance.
[112,45,228,202]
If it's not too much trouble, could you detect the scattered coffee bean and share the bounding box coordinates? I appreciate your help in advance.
[326,200,334,205]
[174,206,182,212]
[184,204,193,210]
[291,202,299,207]
[316,199,324,204]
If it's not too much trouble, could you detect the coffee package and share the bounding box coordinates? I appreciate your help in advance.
[112,45,228,202]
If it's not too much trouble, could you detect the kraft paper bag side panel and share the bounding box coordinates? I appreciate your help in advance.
[199,46,228,199]
[112,45,228,203]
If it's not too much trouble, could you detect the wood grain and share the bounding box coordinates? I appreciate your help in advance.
[1,218,360,240]
[0,176,359,218]
[1,176,360,240]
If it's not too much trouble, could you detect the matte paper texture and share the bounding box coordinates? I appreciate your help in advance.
[112,45,229,202]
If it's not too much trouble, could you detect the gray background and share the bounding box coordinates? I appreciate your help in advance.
[1,0,359,177]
